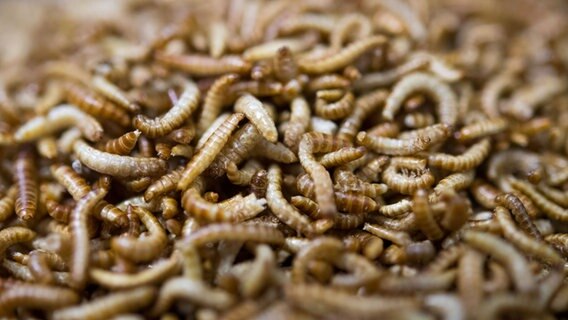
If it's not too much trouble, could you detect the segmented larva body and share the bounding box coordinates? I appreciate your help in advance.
[470,179,500,209]
[337,89,388,142]
[403,112,435,129]
[37,137,58,159]
[74,139,168,179]
[179,223,285,247]
[198,75,239,135]
[363,223,412,246]
[28,249,67,285]
[182,188,235,222]
[208,20,228,58]
[382,157,435,194]
[315,91,355,120]
[537,184,568,207]
[412,189,444,241]
[330,13,372,49]
[354,54,430,90]
[510,178,568,222]
[367,122,400,138]
[298,36,387,74]
[357,155,389,182]
[480,72,516,118]
[291,237,344,282]
[178,113,245,190]
[91,75,139,113]
[155,52,252,76]
[144,166,184,201]
[428,138,491,171]
[0,227,36,258]
[307,74,351,92]
[14,147,39,221]
[506,76,566,120]
[35,80,64,115]
[225,161,261,186]
[319,146,366,168]
[65,82,130,127]
[495,193,542,241]
[455,117,508,142]
[382,72,457,126]
[134,82,200,137]
[283,96,311,150]
[291,196,365,230]
[0,185,18,222]
[273,46,298,82]
[279,13,336,35]
[356,129,434,156]
[0,283,79,316]
[50,164,90,201]
[160,196,179,219]
[252,139,298,163]
[234,94,277,142]
[250,169,268,198]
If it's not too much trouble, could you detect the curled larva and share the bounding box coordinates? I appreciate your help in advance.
[330,13,372,49]
[155,52,252,76]
[15,104,103,142]
[225,161,261,186]
[428,138,491,171]
[291,237,344,283]
[382,72,457,126]
[70,188,107,290]
[319,146,366,168]
[298,36,387,74]
[382,157,434,194]
[494,206,563,266]
[198,75,239,135]
[509,178,568,222]
[234,94,277,142]
[455,118,508,142]
[0,227,36,258]
[50,164,90,201]
[144,166,184,202]
[337,89,388,142]
[91,75,139,113]
[462,230,535,294]
[291,196,366,230]
[413,189,444,240]
[283,96,310,150]
[307,74,351,92]
[363,223,412,246]
[495,193,542,241]
[52,286,156,320]
[14,147,38,221]
[506,76,566,120]
[480,72,517,118]
[134,81,200,137]
[111,206,167,263]
[35,80,64,115]
[65,82,130,127]
[178,113,245,190]
[0,283,79,317]
[315,91,355,120]
[0,185,18,222]
[226,80,283,102]
[178,223,284,247]
[28,249,66,285]
[182,186,236,223]
[470,179,500,209]
[378,0,427,43]
[457,249,485,314]
[267,165,315,236]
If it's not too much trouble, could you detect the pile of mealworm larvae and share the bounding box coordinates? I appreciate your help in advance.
[0,0,567,319]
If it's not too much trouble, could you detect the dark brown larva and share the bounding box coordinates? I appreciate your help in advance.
[14,147,39,221]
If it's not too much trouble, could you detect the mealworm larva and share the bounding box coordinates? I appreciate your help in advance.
[35,80,64,115]
[155,142,172,160]
[455,117,508,142]
[198,75,239,135]
[495,193,542,240]
[285,283,419,319]
[290,196,365,230]
[28,249,66,285]
[510,178,568,222]
[111,206,167,263]
[160,196,179,219]
[42,61,91,86]
[462,230,535,293]
[330,13,372,50]
[424,244,463,274]
[439,191,469,232]
[0,185,18,222]
[378,270,456,293]
[291,237,344,283]
[243,35,317,62]
[144,166,184,202]
[234,94,277,142]
[458,248,484,315]
[252,138,298,163]
[239,245,275,298]
[37,137,58,159]
[544,233,568,256]
[0,227,36,258]
[208,20,228,58]
[70,188,107,290]
[382,157,435,194]
[483,261,510,294]
[0,283,79,316]
[15,147,38,221]
[178,113,245,190]
[167,125,195,145]
[206,123,259,177]
[155,52,252,76]
[314,91,354,120]
[307,74,351,92]
[120,176,153,193]
[403,240,435,265]
[481,72,516,118]
[319,146,366,168]
[337,89,388,142]
[471,179,500,209]
[429,138,491,171]
[53,286,156,320]
[382,72,457,126]
[354,54,430,90]
[367,122,400,138]
[424,294,464,320]
[279,13,336,35]
[272,46,298,83]
[74,139,167,179]
[413,189,444,240]
[92,75,139,113]
[378,0,427,42]
[494,206,563,266]
[182,187,234,222]
[298,36,386,74]
[90,255,181,289]
[403,112,435,129]
[50,164,90,201]
[356,155,389,182]
[65,82,130,127]
[363,223,412,246]
[250,169,268,199]
[150,277,236,316]
[536,184,568,207]
[226,81,283,103]
[283,96,310,150]
[179,223,284,248]
[506,76,566,120]
[225,161,260,186]
[267,165,315,235]
[477,293,543,320]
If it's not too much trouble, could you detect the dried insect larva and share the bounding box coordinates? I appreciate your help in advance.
[37,137,58,159]
[150,278,236,316]
[457,249,484,314]
[455,117,508,142]
[267,165,315,235]
[70,188,107,290]
[285,283,419,319]
[315,91,355,120]
[319,146,366,168]
[0,283,79,316]
[471,179,500,209]
[51,164,90,201]
[428,138,491,171]
[234,94,277,143]
[155,52,252,76]
[90,255,181,289]
[15,147,38,221]
[382,157,435,195]
[330,13,372,50]
[0,227,36,258]
[178,113,245,191]
[413,189,444,241]
[144,166,184,202]
[0,185,18,222]
[52,286,156,320]
[495,193,542,240]
[462,230,535,294]
[65,82,130,127]
[298,36,387,74]
[91,75,139,113]
[28,249,66,285]
[363,223,412,246]
[506,76,566,120]
[74,139,168,179]
[382,72,457,126]
[494,206,563,266]
[112,206,167,263]
[510,178,568,222]
[243,35,317,62]
[179,223,284,248]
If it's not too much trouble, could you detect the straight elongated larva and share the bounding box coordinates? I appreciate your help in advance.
[92,75,139,113]
[178,113,245,190]
[52,286,156,320]
[455,118,508,142]
[382,72,457,126]
[134,81,200,137]
[208,20,228,58]
[65,82,130,127]
[298,36,386,74]
[319,146,366,168]
[234,94,277,142]
[0,185,18,222]
[252,138,298,163]
[70,188,107,290]
[155,52,252,76]
[509,178,568,222]
[198,75,239,135]
[14,147,38,221]
[377,270,456,293]
[74,139,167,179]
[144,166,184,202]
[354,55,430,90]
[458,249,484,314]
[283,96,310,150]
[267,165,315,235]
[413,189,444,240]
[462,230,535,294]
[363,223,412,246]
[178,223,284,248]
[111,206,167,263]
[243,35,317,62]
[428,138,491,171]
[495,193,542,241]
[0,283,79,316]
